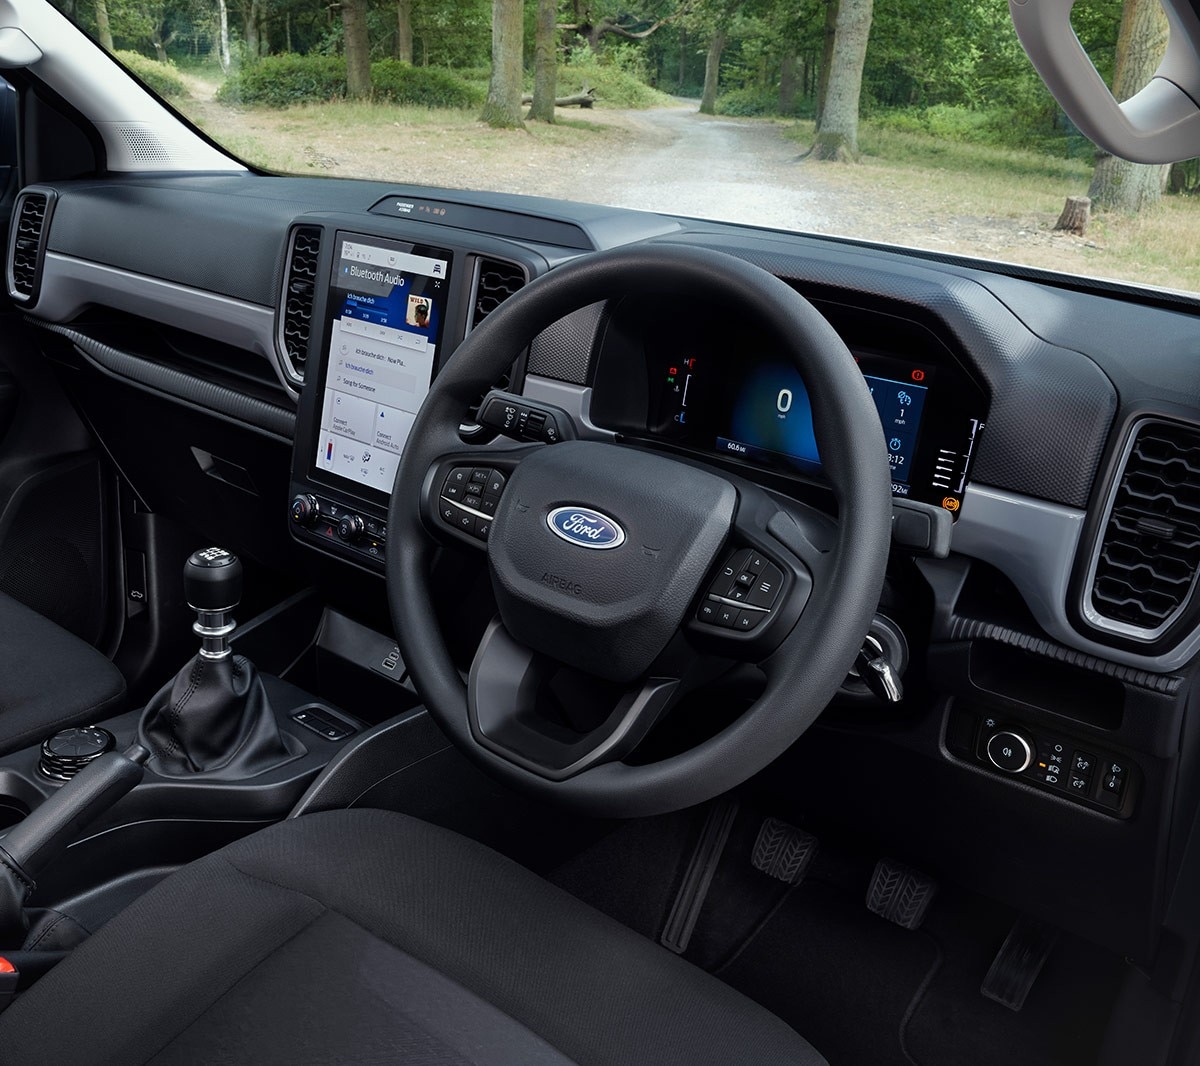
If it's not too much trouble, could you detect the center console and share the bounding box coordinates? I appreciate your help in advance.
[288,230,459,568]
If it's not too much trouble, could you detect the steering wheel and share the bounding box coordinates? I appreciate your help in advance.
[387,244,892,818]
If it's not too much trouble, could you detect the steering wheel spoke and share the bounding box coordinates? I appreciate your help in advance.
[685,483,834,661]
[467,618,681,780]
[422,447,537,551]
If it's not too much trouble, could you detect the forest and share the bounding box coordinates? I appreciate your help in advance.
[48,0,1200,232]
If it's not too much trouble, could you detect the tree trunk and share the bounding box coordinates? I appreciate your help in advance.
[342,0,372,99]
[528,0,557,122]
[1053,195,1091,235]
[216,0,230,72]
[244,0,260,59]
[779,50,798,115]
[815,0,839,129]
[94,0,114,52]
[396,0,413,63]
[811,0,873,161]
[678,28,687,91]
[699,29,726,115]
[482,0,524,128]
[1088,0,1169,212]
[152,35,168,62]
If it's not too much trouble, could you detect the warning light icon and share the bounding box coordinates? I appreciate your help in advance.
[941,497,960,512]
[911,369,926,382]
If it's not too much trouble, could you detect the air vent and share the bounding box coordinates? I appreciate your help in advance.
[462,257,527,437]
[276,226,322,386]
[471,257,526,330]
[1087,419,1200,639]
[9,192,50,302]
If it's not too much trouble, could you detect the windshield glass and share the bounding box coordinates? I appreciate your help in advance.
[53,0,1200,295]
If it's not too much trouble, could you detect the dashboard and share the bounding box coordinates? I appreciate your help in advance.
[9,172,1200,964]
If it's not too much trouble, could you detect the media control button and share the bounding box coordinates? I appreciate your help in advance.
[746,563,784,609]
[734,610,764,632]
[715,604,739,628]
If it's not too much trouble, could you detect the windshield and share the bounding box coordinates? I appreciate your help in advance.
[53,0,1200,295]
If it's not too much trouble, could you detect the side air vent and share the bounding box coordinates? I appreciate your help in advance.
[8,191,52,303]
[276,225,322,389]
[462,257,527,437]
[471,257,526,330]
[1085,418,1200,641]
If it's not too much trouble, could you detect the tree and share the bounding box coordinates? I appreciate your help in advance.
[699,27,726,114]
[815,0,837,126]
[95,0,114,51]
[482,0,523,127]
[811,0,872,160]
[1088,0,1169,212]
[562,5,686,53]
[528,0,557,122]
[397,0,413,63]
[216,0,231,71]
[342,0,371,98]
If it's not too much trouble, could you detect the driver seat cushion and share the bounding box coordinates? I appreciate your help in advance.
[0,809,827,1065]
[0,590,125,755]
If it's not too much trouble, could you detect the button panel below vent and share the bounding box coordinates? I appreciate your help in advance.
[277,225,322,387]
[1086,418,1200,640]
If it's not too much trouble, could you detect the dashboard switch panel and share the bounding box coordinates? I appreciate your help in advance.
[967,714,1138,818]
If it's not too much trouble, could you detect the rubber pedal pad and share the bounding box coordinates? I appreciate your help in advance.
[980,914,1059,1012]
[751,817,818,884]
[865,858,937,930]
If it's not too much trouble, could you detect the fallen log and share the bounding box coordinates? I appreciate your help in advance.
[520,88,596,108]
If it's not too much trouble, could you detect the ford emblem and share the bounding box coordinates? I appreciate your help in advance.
[546,506,626,550]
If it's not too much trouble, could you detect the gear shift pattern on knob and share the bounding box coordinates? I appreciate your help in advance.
[185,547,242,662]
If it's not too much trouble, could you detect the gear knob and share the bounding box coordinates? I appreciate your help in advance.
[185,548,242,661]
[184,547,242,612]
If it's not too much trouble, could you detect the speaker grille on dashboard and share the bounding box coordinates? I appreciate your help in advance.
[1088,419,1200,639]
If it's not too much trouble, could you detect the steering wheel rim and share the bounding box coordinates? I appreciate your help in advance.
[387,244,892,818]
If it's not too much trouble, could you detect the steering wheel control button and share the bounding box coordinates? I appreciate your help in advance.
[734,610,764,632]
[986,730,1033,773]
[746,563,784,609]
[486,471,506,495]
[446,468,470,488]
[697,601,720,624]
[470,469,489,484]
[715,604,739,628]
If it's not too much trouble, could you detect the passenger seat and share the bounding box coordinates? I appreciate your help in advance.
[0,591,125,755]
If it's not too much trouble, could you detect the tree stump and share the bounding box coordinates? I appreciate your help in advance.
[1053,195,1091,236]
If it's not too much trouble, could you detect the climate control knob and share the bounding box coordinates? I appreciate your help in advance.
[337,513,366,543]
[986,729,1034,774]
[290,494,320,527]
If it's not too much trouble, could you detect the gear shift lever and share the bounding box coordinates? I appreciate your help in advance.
[185,547,242,661]
[139,548,289,776]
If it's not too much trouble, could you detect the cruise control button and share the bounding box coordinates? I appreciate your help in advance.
[443,481,464,501]
[465,481,483,498]
[746,563,784,609]
[446,468,470,487]
[487,471,506,495]
[697,600,719,625]
[479,496,498,516]
[734,610,764,632]
[470,468,490,484]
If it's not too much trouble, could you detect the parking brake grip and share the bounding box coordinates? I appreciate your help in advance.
[138,548,290,776]
[0,745,147,947]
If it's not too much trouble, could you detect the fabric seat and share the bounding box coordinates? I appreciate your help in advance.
[0,809,826,1065]
[0,591,125,755]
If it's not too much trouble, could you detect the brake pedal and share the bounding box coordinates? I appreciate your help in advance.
[751,817,818,884]
[981,915,1059,1011]
[866,858,937,930]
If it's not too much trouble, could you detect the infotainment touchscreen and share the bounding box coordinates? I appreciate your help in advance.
[312,233,452,497]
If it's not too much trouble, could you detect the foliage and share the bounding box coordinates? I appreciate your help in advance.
[559,50,675,109]
[113,49,188,97]
[716,86,790,117]
[217,53,480,108]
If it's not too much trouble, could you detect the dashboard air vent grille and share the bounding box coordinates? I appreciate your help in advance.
[472,257,526,330]
[280,226,322,381]
[11,193,49,301]
[1090,420,1200,635]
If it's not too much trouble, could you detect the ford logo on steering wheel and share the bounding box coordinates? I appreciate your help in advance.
[546,506,626,550]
